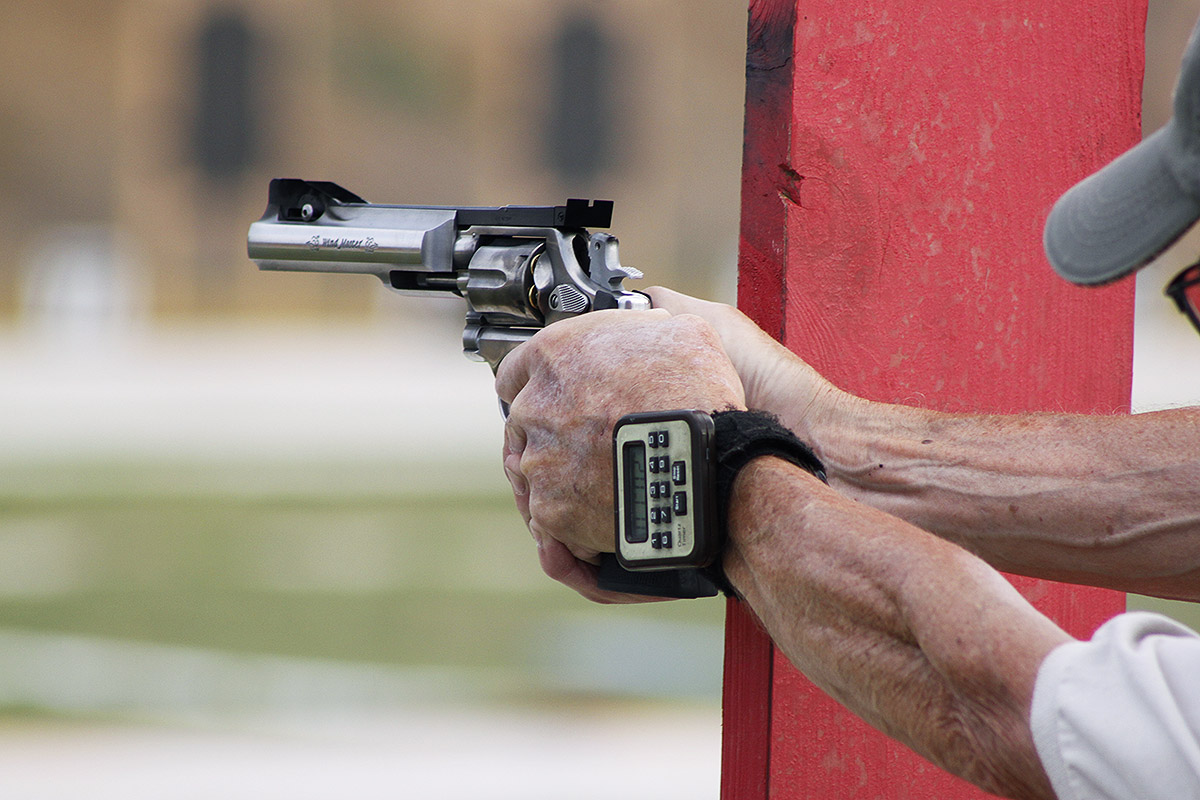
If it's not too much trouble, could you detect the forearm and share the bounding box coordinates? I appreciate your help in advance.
[795,392,1200,599]
[724,457,1071,799]
[644,289,1200,597]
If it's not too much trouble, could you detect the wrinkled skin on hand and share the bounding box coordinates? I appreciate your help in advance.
[495,309,746,602]
[645,287,856,445]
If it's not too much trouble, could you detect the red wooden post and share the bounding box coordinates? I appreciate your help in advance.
[725,1,1143,798]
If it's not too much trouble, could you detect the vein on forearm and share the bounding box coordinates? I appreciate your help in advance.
[816,405,1200,597]
[724,458,1066,799]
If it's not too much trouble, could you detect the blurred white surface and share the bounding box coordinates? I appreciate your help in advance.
[1132,221,1200,413]
[0,706,721,800]
[0,321,504,464]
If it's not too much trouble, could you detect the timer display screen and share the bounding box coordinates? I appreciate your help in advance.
[622,441,649,543]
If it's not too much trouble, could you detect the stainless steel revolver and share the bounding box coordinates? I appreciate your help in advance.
[247,179,719,599]
[248,179,650,372]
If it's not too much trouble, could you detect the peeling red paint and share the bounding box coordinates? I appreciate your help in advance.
[727,1,1140,798]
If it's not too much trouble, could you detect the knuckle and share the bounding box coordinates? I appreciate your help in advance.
[529,495,569,534]
[677,312,719,341]
[503,419,528,452]
[530,320,570,353]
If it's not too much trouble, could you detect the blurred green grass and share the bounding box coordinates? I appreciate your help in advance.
[0,460,726,708]
[12,457,1190,717]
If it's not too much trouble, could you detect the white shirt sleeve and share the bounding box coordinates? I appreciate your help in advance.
[1031,611,1200,800]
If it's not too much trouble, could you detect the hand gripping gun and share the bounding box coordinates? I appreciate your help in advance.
[248,179,720,599]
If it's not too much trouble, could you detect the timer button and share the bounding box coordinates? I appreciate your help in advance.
[650,506,673,525]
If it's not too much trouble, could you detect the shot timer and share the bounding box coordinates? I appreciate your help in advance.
[613,410,719,571]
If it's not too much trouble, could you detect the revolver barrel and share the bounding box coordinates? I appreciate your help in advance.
[247,179,462,289]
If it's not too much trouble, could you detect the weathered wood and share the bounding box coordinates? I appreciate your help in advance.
[727,1,1143,797]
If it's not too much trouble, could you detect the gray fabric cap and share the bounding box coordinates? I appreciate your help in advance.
[1044,19,1200,285]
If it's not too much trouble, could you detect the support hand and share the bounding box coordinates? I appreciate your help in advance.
[645,287,859,445]
[495,309,746,602]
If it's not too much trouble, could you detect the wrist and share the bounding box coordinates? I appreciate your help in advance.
[795,388,931,490]
[707,410,827,596]
[821,399,938,493]
[752,355,859,454]
[720,455,826,596]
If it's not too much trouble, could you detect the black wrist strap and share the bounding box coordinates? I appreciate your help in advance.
[702,409,827,597]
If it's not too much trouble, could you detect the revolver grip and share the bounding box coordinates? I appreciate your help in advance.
[595,554,718,599]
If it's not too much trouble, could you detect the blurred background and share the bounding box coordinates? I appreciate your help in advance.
[1,1,1198,798]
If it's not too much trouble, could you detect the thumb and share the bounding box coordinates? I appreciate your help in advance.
[645,285,703,314]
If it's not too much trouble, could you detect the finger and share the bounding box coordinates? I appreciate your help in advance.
[501,420,534,525]
[493,315,588,405]
[647,286,751,337]
[497,308,673,405]
[503,448,531,526]
[648,287,780,365]
[502,419,527,462]
[494,337,536,406]
[536,537,666,605]
[645,285,709,315]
